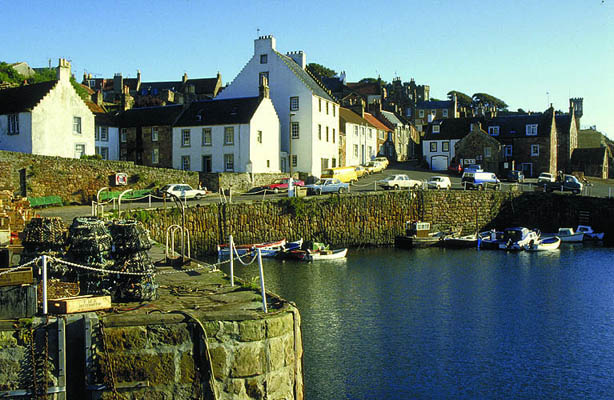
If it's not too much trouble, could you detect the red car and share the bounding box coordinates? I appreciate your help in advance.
[448,161,463,174]
[264,178,305,193]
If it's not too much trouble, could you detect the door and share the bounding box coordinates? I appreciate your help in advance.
[202,155,212,172]
[521,163,533,177]
[431,155,448,171]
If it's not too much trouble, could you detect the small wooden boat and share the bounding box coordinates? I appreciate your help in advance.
[441,234,478,249]
[395,221,445,249]
[576,225,604,241]
[498,227,540,251]
[478,230,504,250]
[524,236,561,251]
[307,248,348,261]
[542,228,584,243]
[218,239,302,258]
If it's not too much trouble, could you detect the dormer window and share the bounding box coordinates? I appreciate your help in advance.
[432,125,440,133]
[526,124,538,136]
[442,109,448,117]
[488,126,499,136]
[260,54,268,64]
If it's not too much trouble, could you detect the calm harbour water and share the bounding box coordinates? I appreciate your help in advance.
[222,244,614,399]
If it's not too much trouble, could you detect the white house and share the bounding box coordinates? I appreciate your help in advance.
[0,59,95,158]
[172,87,280,173]
[94,113,120,160]
[339,107,378,166]
[422,120,467,170]
[216,35,339,177]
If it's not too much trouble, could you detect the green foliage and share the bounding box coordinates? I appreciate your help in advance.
[70,77,91,101]
[28,68,55,83]
[129,209,152,223]
[279,197,316,219]
[306,62,336,79]
[0,62,25,83]
[472,92,508,111]
[447,90,473,108]
[81,154,103,160]
[359,77,379,84]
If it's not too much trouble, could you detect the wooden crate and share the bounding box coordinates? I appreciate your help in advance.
[0,267,33,287]
[0,284,37,319]
[48,295,111,314]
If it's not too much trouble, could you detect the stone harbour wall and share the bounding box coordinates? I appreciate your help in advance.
[136,190,614,256]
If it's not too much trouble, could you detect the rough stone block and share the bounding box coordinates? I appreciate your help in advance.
[266,313,292,338]
[267,369,294,400]
[208,344,229,378]
[232,343,265,377]
[245,377,265,400]
[104,326,148,350]
[267,337,286,370]
[239,319,266,342]
[179,351,196,383]
[104,351,175,385]
[148,323,190,346]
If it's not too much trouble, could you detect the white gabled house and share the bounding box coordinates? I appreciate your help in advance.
[172,87,280,173]
[422,119,468,170]
[339,107,378,166]
[0,59,95,158]
[216,35,339,177]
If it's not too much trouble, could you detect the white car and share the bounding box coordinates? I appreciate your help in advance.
[160,184,207,200]
[378,174,422,190]
[372,156,389,169]
[427,176,451,190]
[537,173,555,183]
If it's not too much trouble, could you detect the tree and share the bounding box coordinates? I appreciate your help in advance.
[0,62,25,84]
[306,63,336,79]
[471,92,508,111]
[447,90,472,108]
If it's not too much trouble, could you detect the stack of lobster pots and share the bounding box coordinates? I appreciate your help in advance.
[21,216,67,270]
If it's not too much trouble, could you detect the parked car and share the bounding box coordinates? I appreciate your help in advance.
[365,161,385,174]
[321,166,358,183]
[463,164,483,174]
[372,156,389,168]
[543,174,583,194]
[504,170,525,183]
[448,161,463,175]
[354,165,369,178]
[263,178,305,193]
[537,172,555,183]
[160,184,208,200]
[427,176,452,190]
[378,174,423,190]
[305,178,349,195]
[461,172,500,190]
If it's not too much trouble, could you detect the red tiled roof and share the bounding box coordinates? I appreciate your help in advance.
[364,112,390,132]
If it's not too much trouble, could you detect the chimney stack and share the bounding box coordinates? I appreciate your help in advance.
[56,58,71,82]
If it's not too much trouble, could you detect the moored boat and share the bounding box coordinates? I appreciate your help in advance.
[498,227,540,251]
[477,230,504,250]
[307,248,348,261]
[441,234,478,249]
[395,221,445,249]
[524,236,561,251]
[218,238,303,258]
[542,228,584,243]
[576,225,604,241]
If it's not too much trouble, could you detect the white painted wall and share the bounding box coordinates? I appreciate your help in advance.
[216,36,339,177]
[0,112,33,153]
[172,98,280,173]
[422,139,459,169]
[344,122,378,166]
[96,125,120,160]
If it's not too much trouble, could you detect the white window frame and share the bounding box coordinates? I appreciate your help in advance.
[433,125,440,133]
[181,155,190,170]
[257,130,262,144]
[100,126,108,141]
[152,148,159,164]
[430,142,437,152]
[333,128,336,143]
[73,116,82,134]
[291,154,297,168]
[290,96,299,111]
[526,124,538,136]
[100,147,109,160]
[120,128,127,143]
[443,109,448,118]
[488,126,500,136]
[531,144,539,156]
[202,128,212,146]
[505,145,513,157]
[224,126,234,145]
[353,144,358,157]
[8,114,19,135]
[291,122,299,139]
[354,126,358,136]
[419,110,424,118]
[326,126,329,142]
[442,142,449,152]
[74,143,86,158]
[152,126,159,142]
[318,124,322,140]
[181,129,191,147]
[224,153,234,171]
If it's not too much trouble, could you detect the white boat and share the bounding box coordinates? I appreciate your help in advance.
[307,248,348,261]
[498,227,540,251]
[576,225,604,241]
[524,236,561,251]
[542,228,584,243]
[441,234,478,249]
[218,238,303,258]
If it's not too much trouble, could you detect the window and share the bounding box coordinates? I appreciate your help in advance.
[526,124,538,136]
[353,144,359,157]
[379,131,385,140]
[484,147,491,158]
[259,72,269,85]
[257,130,262,143]
[224,154,234,171]
[332,158,337,167]
[416,124,422,132]
[419,110,425,118]
[505,145,513,157]
[152,127,158,142]
[326,126,329,142]
[202,128,212,146]
[291,122,299,139]
[321,158,329,170]
[443,109,448,118]
[291,155,297,167]
[100,126,108,141]
[318,124,322,140]
[95,129,100,141]
[442,142,449,152]
[326,102,329,114]
[182,129,191,147]
[96,146,109,160]
[152,148,159,164]
[319,99,322,112]
[430,142,437,152]
[73,117,82,134]
[224,127,234,145]
[121,128,127,142]
[74,144,85,158]
[361,127,365,136]
[202,155,212,172]
[368,129,373,139]
[290,96,299,111]
[181,155,190,170]
[267,160,270,168]
[354,126,358,136]
[433,125,440,133]
[488,126,500,136]
[531,144,539,156]
[260,54,268,64]
[333,128,336,143]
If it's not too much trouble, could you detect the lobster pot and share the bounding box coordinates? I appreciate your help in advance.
[21,216,67,267]
[109,220,152,253]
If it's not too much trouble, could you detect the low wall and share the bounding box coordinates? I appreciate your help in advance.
[135,190,614,257]
[200,172,296,193]
[0,150,198,204]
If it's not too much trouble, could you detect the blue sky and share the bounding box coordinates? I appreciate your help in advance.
[4,0,613,136]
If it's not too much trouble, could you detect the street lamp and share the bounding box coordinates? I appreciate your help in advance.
[289,112,296,175]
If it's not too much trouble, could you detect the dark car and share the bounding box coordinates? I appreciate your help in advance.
[505,170,525,183]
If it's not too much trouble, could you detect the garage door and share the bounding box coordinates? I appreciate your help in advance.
[431,155,448,170]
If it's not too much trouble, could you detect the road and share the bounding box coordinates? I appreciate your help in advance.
[38,161,614,224]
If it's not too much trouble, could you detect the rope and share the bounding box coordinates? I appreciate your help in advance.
[231,246,259,266]
[0,258,39,276]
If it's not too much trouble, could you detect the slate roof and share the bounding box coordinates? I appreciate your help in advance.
[555,114,572,133]
[95,112,118,126]
[485,110,554,138]
[346,82,381,96]
[174,97,263,127]
[275,52,336,102]
[423,118,475,141]
[117,104,184,127]
[380,110,405,127]
[416,100,454,110]
[0,80,57,114]
[363,112,391,132]
[339,107,369,127]
[571,147,608,165]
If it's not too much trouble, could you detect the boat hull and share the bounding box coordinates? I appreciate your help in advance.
[307,248,348,261]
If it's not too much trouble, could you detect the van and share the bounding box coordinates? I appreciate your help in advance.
[321,166,358,183]
[461,171,500,190]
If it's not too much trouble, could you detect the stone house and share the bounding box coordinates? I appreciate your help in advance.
[422,118,473,170]
[171,85,280,174]
[570,147,609,179]
[414,98,459,135]
[555,99,582,173]
[339,107,378,166]
[378,110,417,161]
[0,59,95,158]
[215,35,339,177]
[453,122,503,173]
[117,104,184,168]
